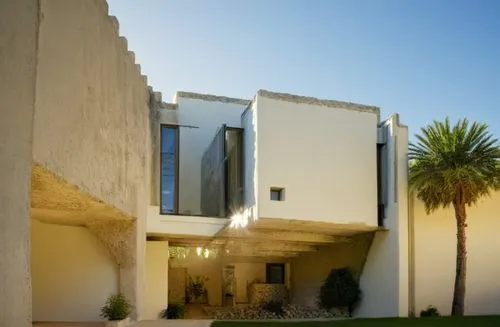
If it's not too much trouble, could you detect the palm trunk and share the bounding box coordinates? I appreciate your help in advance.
[451,200,467,316]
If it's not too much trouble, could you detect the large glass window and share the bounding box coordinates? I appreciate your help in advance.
[160,125,178,214]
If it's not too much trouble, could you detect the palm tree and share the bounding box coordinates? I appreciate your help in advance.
[409,117,500,316]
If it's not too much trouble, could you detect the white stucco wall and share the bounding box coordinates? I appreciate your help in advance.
[145,241,169,320]
[155,95,248,216]
[291,235,373,308]
[357,115,409,318]
[31,220,118,322]
[254,94,379,226]
[147,206,228,236]
[413,191,500,316]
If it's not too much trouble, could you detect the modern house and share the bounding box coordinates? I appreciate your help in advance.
[144,89,409,319]
[2,1,500,326]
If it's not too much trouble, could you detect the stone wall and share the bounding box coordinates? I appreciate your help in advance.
[249,284,288,305]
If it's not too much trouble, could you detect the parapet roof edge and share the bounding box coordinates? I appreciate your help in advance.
[256,89,380,115]
[176,91,251,106]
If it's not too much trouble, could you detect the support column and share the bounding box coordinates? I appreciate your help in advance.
[87,218,146,321]
[145,241,169,319]
[0,0,39,326]
[86,182,148,321]
[119,218,146,321]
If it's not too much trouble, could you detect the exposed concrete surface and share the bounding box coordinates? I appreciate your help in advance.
[33,0,151,223]
[131,321,213,327]
[27,0,152,320]
[0,0,39,326]
[33,323,104,327]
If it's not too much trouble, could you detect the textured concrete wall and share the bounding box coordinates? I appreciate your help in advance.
[0,0,39,326]
[33,0,151,219]
[30,0,151,320]
[413,191,500,315]
[31,220,119,322]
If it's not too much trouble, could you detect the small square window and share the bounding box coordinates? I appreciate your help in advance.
[270,187,284,201]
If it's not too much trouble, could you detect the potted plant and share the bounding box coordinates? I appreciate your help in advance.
[100,293,132,327]
[186,275,209,304]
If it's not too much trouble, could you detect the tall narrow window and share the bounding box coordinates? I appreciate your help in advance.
[160,125,178,214]
[377,143,386,226]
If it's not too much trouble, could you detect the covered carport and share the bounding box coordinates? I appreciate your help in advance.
[30,164,141,324]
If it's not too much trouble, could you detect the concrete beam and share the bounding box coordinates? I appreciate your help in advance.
[226,249,300,258]
[224,240,316,253]
[221,228,349,243]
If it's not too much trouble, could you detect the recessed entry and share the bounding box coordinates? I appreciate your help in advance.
[270,187,285,201]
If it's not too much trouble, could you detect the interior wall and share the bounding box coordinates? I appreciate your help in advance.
[227,261,290,304]
[232,263,266,303]
[169,252,223,306]
[31,219,118,322]
[291,234,373,308]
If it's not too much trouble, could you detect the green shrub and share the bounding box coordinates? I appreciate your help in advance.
[318,267,361,317]
[160,303,185,319]
[100,293,132,321]
[261,300,285,316]
[420,305,441,317]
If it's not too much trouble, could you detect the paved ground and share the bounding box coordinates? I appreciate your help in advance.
[33,323,104,327]
[131,320,213,327]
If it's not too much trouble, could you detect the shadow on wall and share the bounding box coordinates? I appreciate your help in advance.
[291,233,374,308]
[31,219,119,322]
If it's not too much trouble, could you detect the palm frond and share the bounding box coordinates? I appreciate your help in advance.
[409,117,500,214]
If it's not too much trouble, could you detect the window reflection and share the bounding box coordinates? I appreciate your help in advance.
[160,126,178,214]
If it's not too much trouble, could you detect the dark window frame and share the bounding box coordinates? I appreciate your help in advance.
[270,187,284,201]
[160,124,180,215]
[377,143,386,226]
[266,263,285,284]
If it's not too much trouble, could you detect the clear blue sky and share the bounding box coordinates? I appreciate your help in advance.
[108,0,500,139]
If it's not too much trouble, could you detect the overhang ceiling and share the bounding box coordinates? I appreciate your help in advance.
[152,217,381,259]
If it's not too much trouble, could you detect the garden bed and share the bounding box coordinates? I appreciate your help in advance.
[212,304,349,320]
